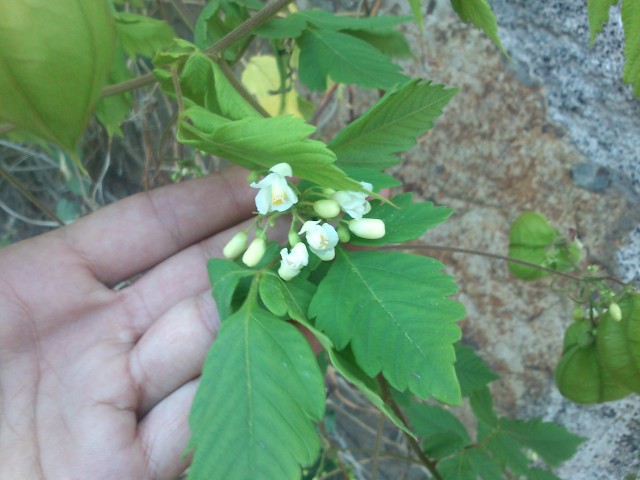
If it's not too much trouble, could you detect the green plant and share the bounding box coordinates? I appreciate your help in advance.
[1,0,638,479]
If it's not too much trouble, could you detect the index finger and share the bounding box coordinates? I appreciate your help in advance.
[57,166,255,286]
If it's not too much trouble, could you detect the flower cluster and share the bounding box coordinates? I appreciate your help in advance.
[222,162,386,281]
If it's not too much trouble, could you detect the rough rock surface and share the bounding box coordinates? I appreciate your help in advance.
[385,1,640,478]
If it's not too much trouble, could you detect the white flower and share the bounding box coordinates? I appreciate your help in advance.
[332,181,373,220]
[299,220,339,261]
[223,231,248,259]
[242,238,266,267]
[348,218,386,239]
[250,163,298,215]
[278,243,309,281]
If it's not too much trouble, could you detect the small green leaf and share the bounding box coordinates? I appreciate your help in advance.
[408,0,424,30]
[194,0,251,61]
[0,0,115,153]
[188,305,325,480]
[347,193,452,246]
[340,166,402,191]
[622,0,640,96]
[406,402,471,459]
[115,12,176,58]
[178,106,364,192]
[95,42,133,137]
[259,273,317,322]
[450,0,506,55]
[297,29,408,91]
[207,258,254,320]
[309,249,465,404]
[587,0,618,45]
[469,386,498,427]
[454,344,499,396]
[329,80,457,170]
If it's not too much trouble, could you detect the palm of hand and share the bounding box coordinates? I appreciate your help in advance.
[0,169,253,480]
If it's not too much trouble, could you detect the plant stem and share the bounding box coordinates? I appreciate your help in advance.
[377,376,443,480]
[169,0,195,32]
[216,60,271,117]
[382,243,587,283]
[0,164,64,226]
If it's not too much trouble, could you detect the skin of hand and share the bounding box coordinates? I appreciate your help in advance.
[0,167,257,480]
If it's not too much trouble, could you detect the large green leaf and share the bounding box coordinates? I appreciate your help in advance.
[622,0,640,96]
[188,305,326,480]
[347,193,452,246]
[329,80,457,170]
[178,106,364,191]
[587,0,618,45]
[449,0,506,55]
[114,11,175,58]
[0,0,115,152]
[297,29,407,91]
[309,249,465,404]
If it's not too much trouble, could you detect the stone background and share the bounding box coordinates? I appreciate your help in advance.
[383,0,640,478]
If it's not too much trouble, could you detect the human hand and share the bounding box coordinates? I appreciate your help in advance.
[0,167,255,479]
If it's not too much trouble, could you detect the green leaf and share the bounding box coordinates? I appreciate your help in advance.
[408,0,424,30]
[309,249,465,404]
[115,12,175,58]
[95,42,133,137]
[527,468,562,480]
[406,402,471,459]
[188,305,325,480]
[340,166,402,191]
[347,193,452,246]
[346,29,413,58]
[178,106,364,191]
[296,10,412,32]
[255,13,309,39]
[0,0,115,153]
[449,0,506,55]
[622,0,640,96]
[454,344,499,396]
[207,259,254,320]
[194,0,251,61]
[469,386,498,427]
[329,80,457,170]
[259,273,317,322]
[587,0,618,45]
[297,29,407,91]
[328,346,413,436]
[499,418,585,467]
[508,211,581,280]
[438,447,503,480]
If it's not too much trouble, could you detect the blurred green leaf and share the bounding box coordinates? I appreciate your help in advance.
[115,11,175,58]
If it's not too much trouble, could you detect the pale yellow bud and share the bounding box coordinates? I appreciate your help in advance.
[609,302,622,322]
[288,231,302,246]
[223,232,248,259]
[348,218,386,239]
[242,238,266,267]
[313,199,341,219]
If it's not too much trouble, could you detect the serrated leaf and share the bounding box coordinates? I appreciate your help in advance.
[0,0,115,153]
[346,29,413,58]
[328,346,413,436]
[347,193,452,246]
[188,305,325,480]
[406,402,471,459]
[297,29,407,91]
[454,344,499,396]
[622,0,640,96]
[438,447,503,480]
[296,10,412,32]
[207,258,254,320]
[115,12,175,58]
[259,272,317,322]
[469,386,498,427]
[587,0,618,45]
[178,106,364,192]
[309,249,465,404]
[329,80,457,169]
[499,418,585,467]
[341,166,402,191]
[450,0,506,55]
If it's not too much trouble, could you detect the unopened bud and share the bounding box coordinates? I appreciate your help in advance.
[348,218,386,239]
[288,231,301,246]
[572,306,583,322]
[242,238,266,267]
[223,232,248,259]
[337,224,351,243]
[609,302,622,322]
[246,171,260,183]
[313,199,341,219]
[322,187,336,196]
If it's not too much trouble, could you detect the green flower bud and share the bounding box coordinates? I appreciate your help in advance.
[242,238,266,267]
[322,187,336,196]
[222,232,248,259]
[246,171,260,183]
[572,306,583,321]
[348,218,386,239]
[609,302,622,322]
[288,231,302,246]
[337,224,351,243]
[313,199,341,219]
